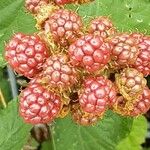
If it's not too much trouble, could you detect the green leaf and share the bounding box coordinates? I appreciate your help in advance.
[42,111,133,150]
[67,0,150,33]
[117,116,147,150]
[0,99,32,150]
[0,0,36,68]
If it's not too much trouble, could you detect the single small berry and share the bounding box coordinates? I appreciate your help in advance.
[33,54,78,91]
[71,103,102,126]
[130,86,150,116]
[68,34,111,73]
[79,76,117,114]
[19,83,61,124]
[88,16,116,38]
[132,36,150,76]
[5,33,49,78]
[42,9,83,46]
[25,0,49,14]
[115,68,147,101]
[109,33,139,69]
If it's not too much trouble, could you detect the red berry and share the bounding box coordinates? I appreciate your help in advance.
[19,83,62,124]
[88,16,116,38]
[130,86,150,116]
[79,76,117,114]
[132,35,150,76]
[109,33,139,69]
[5,33,49,78]
[32,54,78,90]
[43,9,83,46]
[25,0,49,14]
[71,103,102,126]
[68,34,111,73]
[113,87,150,117]
[115,68,147,101]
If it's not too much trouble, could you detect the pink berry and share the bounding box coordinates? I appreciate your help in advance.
[88,16,116,38]
[31,54,78,90]
[5,33,50,78]
[43,9,83,46]
[25,0,49,14]
[19,83,62,124]
[132,35,150,76]
[109,33,139,69]
[68,34,111,73]
[115,68,147,101]
[131,86,150,116]
[79,76,117,114]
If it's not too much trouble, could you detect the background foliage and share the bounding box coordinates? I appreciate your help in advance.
[0,0,149,149]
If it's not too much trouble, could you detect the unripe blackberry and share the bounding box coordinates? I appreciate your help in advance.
[71,103,101,126]
[25,0,49,14]
[31,54,78,92]
[115,68,147,101]
[88,16,116,38]
[41,9,83,46]
[79,76,117,114]
[113,87,150,117]
[109,33,139,69]
[5,33,49,78]
[19,83,62,124]
[132,36,150,76]
[130,86,150,116]
[68,34,111,73]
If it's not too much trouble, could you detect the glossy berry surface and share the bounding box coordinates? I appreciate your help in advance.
[79,76,116,114]
[39,54,77,89]
[68,34,111,72]
[43,9,83,46]
[25,0,49,14]
[109,33,139,69]
[88,16,116,38]
[132,36,150,76]
[130,86,150,116]
[115,68,146,100]
[19,83,61,124]
[5,33,49,78]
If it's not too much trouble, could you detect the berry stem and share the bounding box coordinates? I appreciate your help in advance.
[0,88,7,108]
[49,125,56,150]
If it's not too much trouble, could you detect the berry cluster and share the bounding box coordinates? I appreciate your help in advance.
[4,0,150,126]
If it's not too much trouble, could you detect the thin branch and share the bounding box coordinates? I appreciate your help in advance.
[0,88,7,108]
